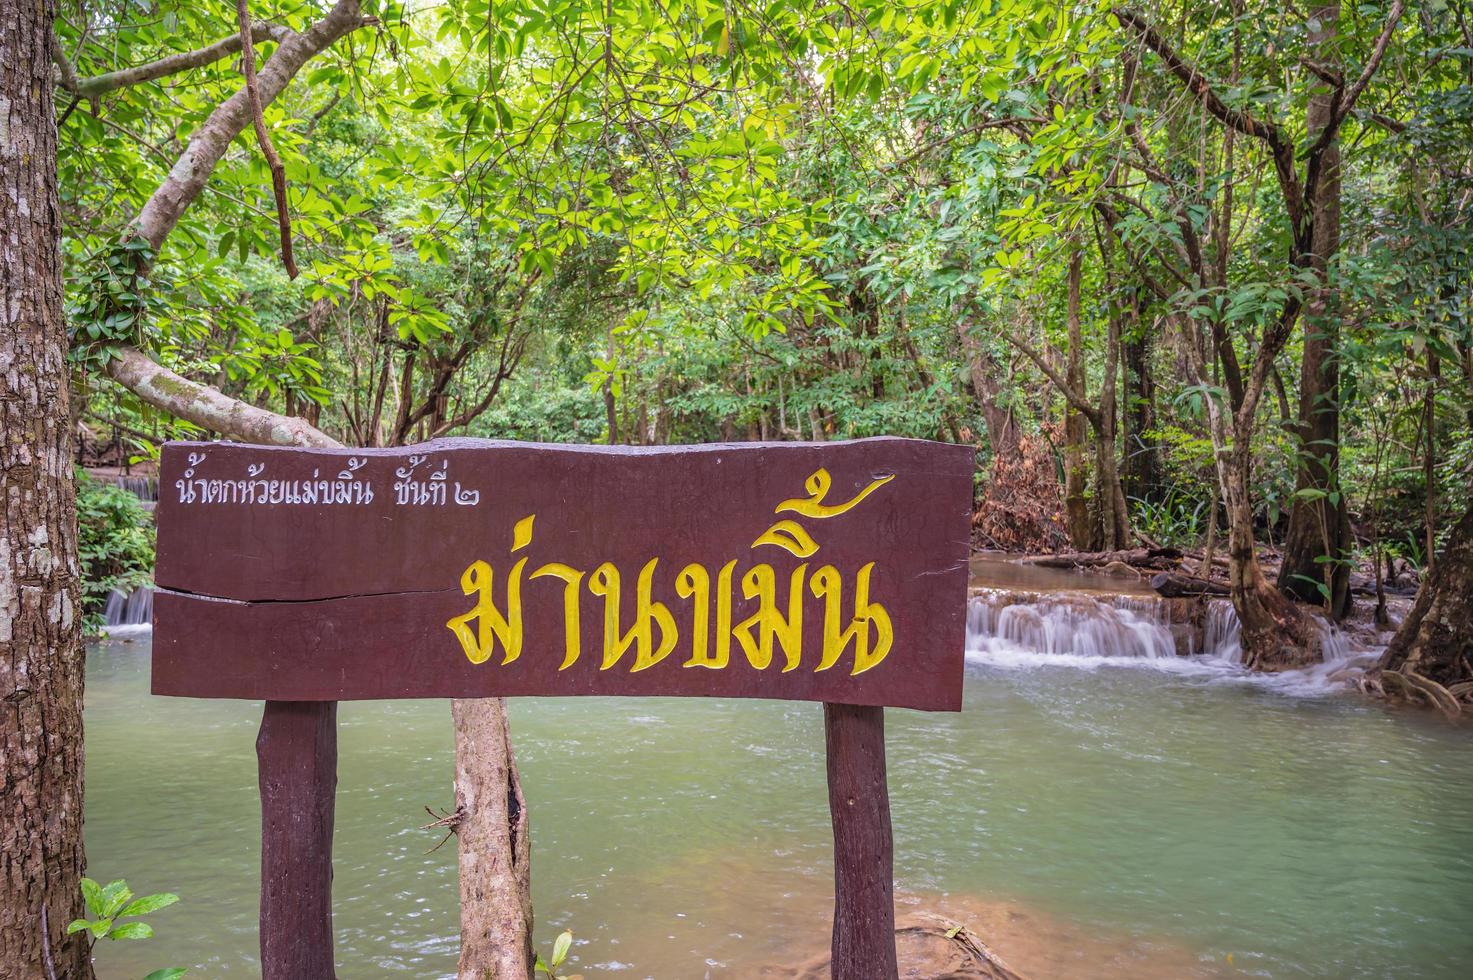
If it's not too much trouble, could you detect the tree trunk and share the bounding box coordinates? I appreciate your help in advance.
[1279,1,1351,619]
[1097,272,1131,550]
[452,699,533,979]
[1,1,93,974]
[1120,304,1160,502]
[1222,436,1322,671]
[1182,310,1321,672]
[1374,500,1473,714]
[959,321,1019,460]
[1063,249,1094,549]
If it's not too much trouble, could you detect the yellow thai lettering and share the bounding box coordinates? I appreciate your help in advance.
[445,514,534,665]
[676,563,716,668]
[809,562,893,674]
[751,519,819,558]
[530,562,584,670]
[733,563,807,671]
[588,558,678,672]
[445,558,527,665]
[714,559,737,670]
[776,468,894,519]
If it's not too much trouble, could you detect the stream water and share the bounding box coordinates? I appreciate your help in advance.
[85,570,1473,979]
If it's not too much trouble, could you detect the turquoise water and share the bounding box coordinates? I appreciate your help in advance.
[84,636,1473,978]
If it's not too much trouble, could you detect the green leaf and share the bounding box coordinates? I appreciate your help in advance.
[109,921,154,940]
[100,880,133,918]
[89,917,113,940]
[142,969,188,980]
[66,919,90,935]
[552,930,573,967]
[119,893,180,918]
[81,878,103,918]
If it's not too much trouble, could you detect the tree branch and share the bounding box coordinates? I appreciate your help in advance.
[54,22,294,99]
[103,347,339,448]
[129,0,374,252]
[96,0,372,450]
[237,0,298,278]
[1113,6,1305,232]
[883,116,1044,171]
[1336,1,1406,122]
[1303,1,1406,202]
[1000,323,1102,427]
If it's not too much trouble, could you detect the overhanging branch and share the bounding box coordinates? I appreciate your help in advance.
[104,347,339,448]
[54,22,294,99]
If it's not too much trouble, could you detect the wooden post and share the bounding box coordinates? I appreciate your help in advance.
[823,703,898,980]
[257,700,338,980]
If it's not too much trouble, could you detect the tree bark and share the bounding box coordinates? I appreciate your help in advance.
[1063,250,1095,549]
[1279,1,1351,619]
[105,346,337,447]
[1374,500,1473,713]
[452,699,533,979]
[1221,430,1322,671]
[1096,249,1131,550]
[1,0,92,974]
[1120,301,1160,501]
[958,320,1019,460]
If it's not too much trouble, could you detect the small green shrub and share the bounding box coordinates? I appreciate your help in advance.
[68,877,185,979]
[535,929,579,979]
[1130,487,1208,550]
[76,468,155,634]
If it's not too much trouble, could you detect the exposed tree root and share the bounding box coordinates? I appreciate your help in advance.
[1367,668,1467,720]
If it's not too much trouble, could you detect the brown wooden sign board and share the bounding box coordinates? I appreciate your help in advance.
[153,437,971,710]
[151,436,973,980]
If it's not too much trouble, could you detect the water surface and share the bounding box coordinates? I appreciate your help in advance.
[85,635,1473,978]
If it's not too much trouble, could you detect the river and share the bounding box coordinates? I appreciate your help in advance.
[85,587,1473,979]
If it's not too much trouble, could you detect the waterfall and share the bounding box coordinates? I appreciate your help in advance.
[964,588,1367,693]
[966,591,1186,661]
[103,586,154,629]
[90,472,158,511]
[111,475,158,502]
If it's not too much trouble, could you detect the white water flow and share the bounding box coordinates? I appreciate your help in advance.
[965,586,1370,696]
[102,585,154,630]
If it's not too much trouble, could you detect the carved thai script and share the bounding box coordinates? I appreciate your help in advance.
[175,465,374,506]
[447,469,894,676]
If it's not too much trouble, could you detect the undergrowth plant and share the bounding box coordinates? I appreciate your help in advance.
[67,877,184,980]
[1129,487,1208,550]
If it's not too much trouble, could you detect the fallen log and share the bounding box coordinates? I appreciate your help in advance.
[1150,571,1231,598]
[1020,547,1182,572]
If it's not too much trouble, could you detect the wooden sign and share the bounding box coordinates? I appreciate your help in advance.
[150,436,974,980]
[153,438,972,710]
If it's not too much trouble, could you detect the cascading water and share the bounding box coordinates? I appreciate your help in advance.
[964,585,1370,694]
[966,591,1186,661]
[109,475,158,502]
[88,471,159,511]
[103,586,154,630]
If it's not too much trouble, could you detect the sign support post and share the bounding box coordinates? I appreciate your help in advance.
[257,700,339,980]
[824,703,898,979]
